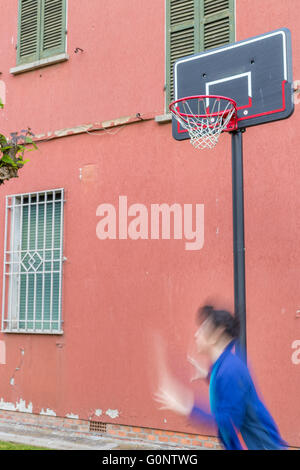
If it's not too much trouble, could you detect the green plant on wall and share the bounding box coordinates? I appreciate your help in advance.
[0,99,37,185]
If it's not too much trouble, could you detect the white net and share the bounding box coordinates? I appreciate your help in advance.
[170,96,237,150]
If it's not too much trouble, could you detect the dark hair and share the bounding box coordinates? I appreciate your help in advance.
[197,305,240,339]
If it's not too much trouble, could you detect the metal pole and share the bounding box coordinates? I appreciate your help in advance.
[231,129,247,362]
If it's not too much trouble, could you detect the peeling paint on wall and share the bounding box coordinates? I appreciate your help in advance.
[0,341,6,365]
[40,408,56,416]
[105,409,119,419]
[10,348,25,387]
[65,413,79,419]
[0,398,32,413]
[0,81,6,105]
[79,164,99,183]
[95,409,102,417]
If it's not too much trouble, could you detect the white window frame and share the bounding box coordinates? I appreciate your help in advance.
[1,189,65,334]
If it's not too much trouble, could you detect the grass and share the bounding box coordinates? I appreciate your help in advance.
[0,440,51,450]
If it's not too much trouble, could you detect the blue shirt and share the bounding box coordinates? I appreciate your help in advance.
[190,341,287,450]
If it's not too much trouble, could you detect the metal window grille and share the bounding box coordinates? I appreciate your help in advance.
[1,189,65,334]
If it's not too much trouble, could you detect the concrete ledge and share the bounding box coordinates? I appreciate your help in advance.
[10,53,69,75]
[155,113,172,123]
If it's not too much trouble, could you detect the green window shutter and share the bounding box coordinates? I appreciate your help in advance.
[166,0,235,107]
[40,0,67,60]
[17,0,66,65]
[166,0,195,106]
[201,0,235,51]
[17,0,41,65]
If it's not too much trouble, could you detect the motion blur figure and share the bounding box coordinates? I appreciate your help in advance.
[155,305,287,450]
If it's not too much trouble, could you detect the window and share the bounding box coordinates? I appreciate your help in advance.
[2,189,65,334]
[166,0,235,106]
[16,0,67,67]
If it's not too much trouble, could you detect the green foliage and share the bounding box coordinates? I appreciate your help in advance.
[0,440,52,450]
[0,101,38,184]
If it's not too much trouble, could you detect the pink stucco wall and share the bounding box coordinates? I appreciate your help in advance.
[0,0,299,446]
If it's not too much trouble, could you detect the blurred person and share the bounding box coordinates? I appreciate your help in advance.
[154,305,287,450]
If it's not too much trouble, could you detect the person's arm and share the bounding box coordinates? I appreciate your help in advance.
[187,356,209,382]
[155,384,218,434]
[191,401,243,449]
[189,402,216,427]
[153,372,243,447]
[214,410,243,450]
[154,374,194,416]
[212,369,248,450]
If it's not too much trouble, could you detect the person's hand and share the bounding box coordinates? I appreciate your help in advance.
[154,374,194,416]
[187,355,208,381]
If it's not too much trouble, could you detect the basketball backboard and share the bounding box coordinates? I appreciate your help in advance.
[172,28,294,141]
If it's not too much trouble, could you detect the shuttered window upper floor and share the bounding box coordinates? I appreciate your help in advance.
[11,0,68,74]
[166,0,235,106]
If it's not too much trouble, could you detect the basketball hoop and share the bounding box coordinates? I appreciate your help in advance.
[169,95,238,150]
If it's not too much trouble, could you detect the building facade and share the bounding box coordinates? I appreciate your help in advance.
[0,0,299,448]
